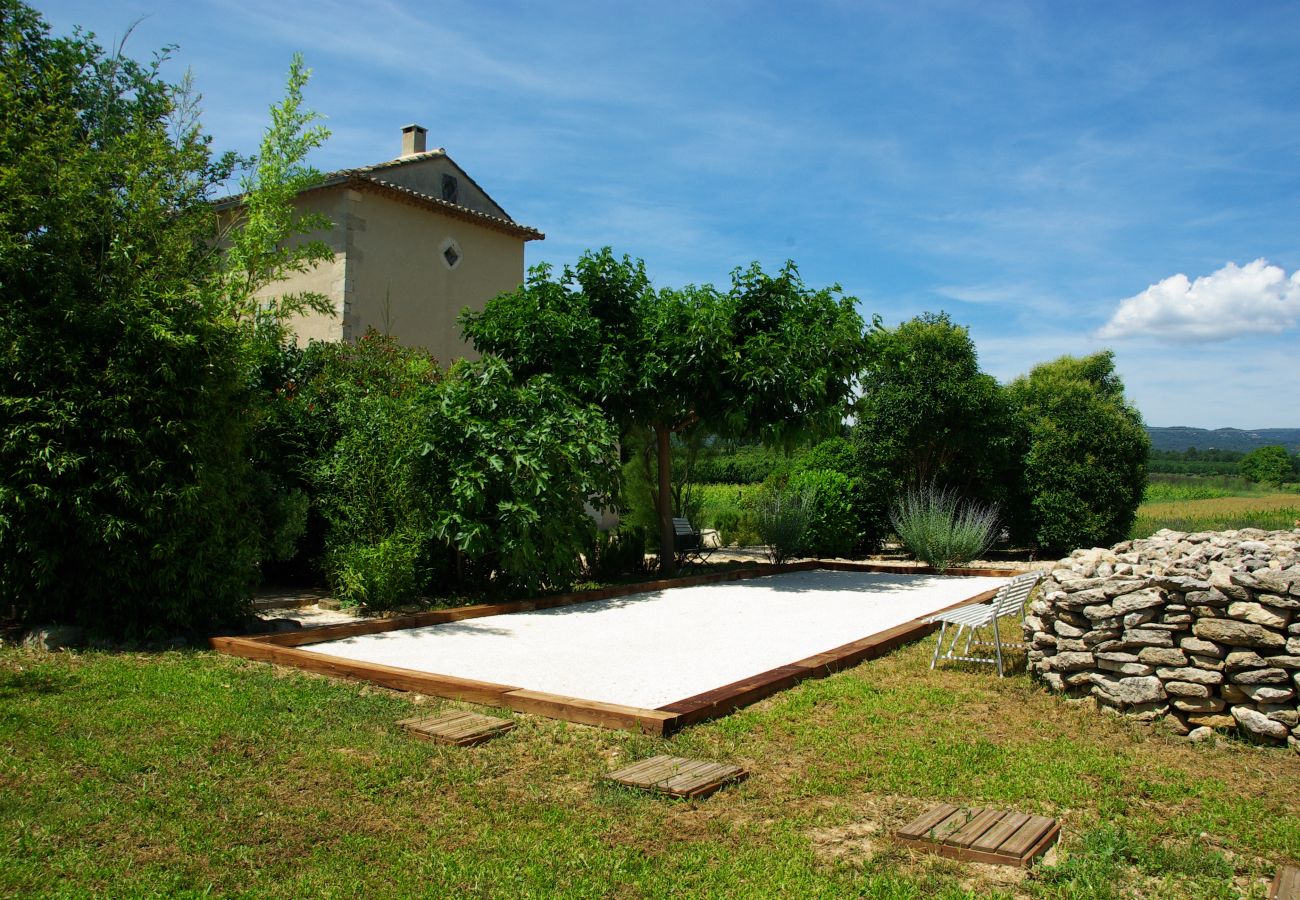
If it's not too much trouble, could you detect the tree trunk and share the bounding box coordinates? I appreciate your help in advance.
[655,423,676,577]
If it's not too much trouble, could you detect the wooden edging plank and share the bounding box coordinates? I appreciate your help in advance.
[211,637,522,707]
[502,689,675,736]
[1272,865,1300,900]
[213,565,1024,735]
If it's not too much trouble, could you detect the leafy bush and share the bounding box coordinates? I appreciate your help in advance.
[0,7,256,635]
[1006,352,1149,554]
[785,469,857,558]
[690,444,791,484]
[756,487,813,564]
[329,531,423,609]
[1239,445,1296,485]
[256,331,441,596]
[586,527,651,580]
[787,436,895,553]
[890,483,999,573]
[423,357,619,595]
[695,483,763,546]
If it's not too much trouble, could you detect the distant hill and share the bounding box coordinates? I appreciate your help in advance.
[1146,426,1300,453]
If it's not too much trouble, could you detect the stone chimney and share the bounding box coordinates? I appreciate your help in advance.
[400,124,427,157]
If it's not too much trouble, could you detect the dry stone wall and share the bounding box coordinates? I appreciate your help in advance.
[1025,528,1300,751]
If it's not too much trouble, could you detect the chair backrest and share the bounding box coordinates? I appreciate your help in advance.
[994,571,1042,617]
[672,517,696,537]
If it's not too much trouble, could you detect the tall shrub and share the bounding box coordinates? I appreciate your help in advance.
[0,8,217,632]
[890,483,999,573]
[854,313,1013,506]
[1006,352,1149,553]
[423,357,620,595]
[785,468,857,558]
[756,487,813,564]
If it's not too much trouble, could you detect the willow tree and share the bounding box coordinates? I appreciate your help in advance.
[461,248,865,574]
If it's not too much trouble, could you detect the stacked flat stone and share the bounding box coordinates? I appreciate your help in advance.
[1025,527,1300,752]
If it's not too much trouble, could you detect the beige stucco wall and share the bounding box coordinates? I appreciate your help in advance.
[370,155,509,219]
[249,188,349,346]
[345,190,526,366]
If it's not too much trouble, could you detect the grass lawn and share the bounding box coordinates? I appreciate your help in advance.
[2,619,1297,898]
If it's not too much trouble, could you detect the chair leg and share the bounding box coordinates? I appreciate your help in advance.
[994,620,1004,677]
[930,622,948,669]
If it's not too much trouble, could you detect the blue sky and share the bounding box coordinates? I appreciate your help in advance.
[36,1,1300,428]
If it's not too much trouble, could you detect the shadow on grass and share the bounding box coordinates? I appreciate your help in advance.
[0,667,68,700]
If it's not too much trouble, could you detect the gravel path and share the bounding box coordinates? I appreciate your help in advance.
[300,569,1009,709]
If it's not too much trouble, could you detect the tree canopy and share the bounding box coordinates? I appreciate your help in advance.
[460,248,865,572]
[853,312,1013,500]
[1239,445,1295,485]
[1006,351,1149,552]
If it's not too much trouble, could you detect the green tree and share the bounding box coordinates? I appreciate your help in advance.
[1006,352,1149,553]
[461,248,865,574]
[1239,445,1294,485]
[0,3,332,634]
[853,313,1013,501]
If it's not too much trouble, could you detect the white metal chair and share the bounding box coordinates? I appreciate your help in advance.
[924,571,1043,677]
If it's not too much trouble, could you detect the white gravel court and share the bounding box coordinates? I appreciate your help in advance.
[302,569,1010,709]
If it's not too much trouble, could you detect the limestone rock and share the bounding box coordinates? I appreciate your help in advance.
[1240,684,1295,704]
[1137,647,1187,667]
[1230,667,1288,685]
[1187,726,1214,742]
[1173,696,1225,713]
[1226,601,1290,629]
[1090,674,1166,706]
[1224,650,1267,671]
[1231,705,1288,741]
[1123,628,1175,648]
[1048,651,1095,672]
[1187,713,1235,729]
[1193,619,1285,649]
[1180,636,1224,657]
[1164,681,1211,698]
[1113,589,1164,614]
[1155,666,1222,685]
[1260,705,1300,727]
[1053,620,1084,638]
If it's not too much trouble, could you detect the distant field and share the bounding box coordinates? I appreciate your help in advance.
[1131,492,1300,538]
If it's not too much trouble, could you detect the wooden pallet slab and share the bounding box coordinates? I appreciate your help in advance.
[397,710,516,746]
[894,805,1059,868]
[607,754,747,799]
[1273,865,1300,900]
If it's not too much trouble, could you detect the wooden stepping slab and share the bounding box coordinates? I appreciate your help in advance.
[894,804,1060,868]
[607,754,747,799]
[397,710,515,747]
[1272,865,1300,900]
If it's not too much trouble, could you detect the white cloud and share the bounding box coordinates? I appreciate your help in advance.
[1097,259,1300,342]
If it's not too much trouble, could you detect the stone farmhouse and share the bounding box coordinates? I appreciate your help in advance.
[220,124,543,365]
